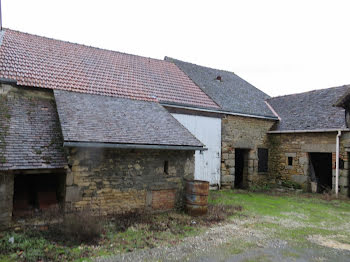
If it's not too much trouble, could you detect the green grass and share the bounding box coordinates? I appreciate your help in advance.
[209,190,350,246]
[210,190,350,222]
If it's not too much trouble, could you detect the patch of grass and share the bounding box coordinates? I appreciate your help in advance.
[210,190,350,248]
[209,190,350,225]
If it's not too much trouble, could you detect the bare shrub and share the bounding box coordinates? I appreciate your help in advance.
[200,204,242,225]
[112,210,148,232]
[58,210,104,244]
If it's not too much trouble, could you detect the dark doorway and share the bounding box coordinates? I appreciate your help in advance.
[13,172,65,217]
[235,149,249,189]
[309,153,332,193]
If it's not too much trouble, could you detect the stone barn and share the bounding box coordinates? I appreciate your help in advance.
[1,27,349,229]
[0,29,214,228]
[165,58,278,189]
[267,86,350,195]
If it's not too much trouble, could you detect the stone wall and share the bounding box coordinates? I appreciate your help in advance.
[221,115,276,188]
[268,132,349,195]
[0,172,14,229]
[65,148,194,214]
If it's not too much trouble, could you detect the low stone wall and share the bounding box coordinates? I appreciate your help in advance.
[0,172,14,229]
[268,132,349,195]
[221,115,276,188]
[65,148,194,214]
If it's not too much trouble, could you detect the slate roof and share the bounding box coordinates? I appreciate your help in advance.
[54,90,204,147]
[0,89,67,170]
[333,85,350,108]
[267,86,350,132]
[0,29,218,109]
[165,57,277,118]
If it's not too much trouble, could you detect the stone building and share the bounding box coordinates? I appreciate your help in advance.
[267,86,350,195]
[0,29,212,228]
[166,58,350,195]
[0,28,350,228]
[165,58,278,189]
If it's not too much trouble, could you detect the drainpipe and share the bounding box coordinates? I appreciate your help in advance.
[335,130,342,197]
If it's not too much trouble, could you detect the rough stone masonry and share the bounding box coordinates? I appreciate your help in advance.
[268,132,349,195]
[221,115,275,189]
[65,148,195,214]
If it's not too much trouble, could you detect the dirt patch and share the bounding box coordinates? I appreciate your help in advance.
[308,235,350,251]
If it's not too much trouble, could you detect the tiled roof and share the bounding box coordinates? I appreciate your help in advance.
[267,86,350,131]
[54,90,204,147]
[0,88,67,170]
[165,57,277,118]
[0,29,219,109]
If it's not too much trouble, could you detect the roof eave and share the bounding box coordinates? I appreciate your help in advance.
[268,128,350,134]
[63,141,206,151]
[161,103,278,120]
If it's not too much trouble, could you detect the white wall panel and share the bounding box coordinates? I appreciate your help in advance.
[172,113,221,185]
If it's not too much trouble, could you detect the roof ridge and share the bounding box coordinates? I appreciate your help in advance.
[165,56,271,99]
[267,84,350,101]
[165,56,239,75]
[5,28,171,64]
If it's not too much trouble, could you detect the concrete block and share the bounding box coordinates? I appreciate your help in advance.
[229,167,235,176]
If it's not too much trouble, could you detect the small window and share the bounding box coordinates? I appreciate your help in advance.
[258,148,268,173]
[164,161,169,174]
[288,157,293,166]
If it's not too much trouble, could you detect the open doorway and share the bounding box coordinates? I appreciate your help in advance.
[13,172,66,218]
[309,153,332,193]
[235,149,249,189]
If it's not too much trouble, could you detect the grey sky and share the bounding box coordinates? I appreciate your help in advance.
[2,0,350,97]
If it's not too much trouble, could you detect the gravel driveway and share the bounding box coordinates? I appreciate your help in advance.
[95,217,350,262]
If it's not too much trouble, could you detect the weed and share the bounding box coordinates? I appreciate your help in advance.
[249,182,274,192]
[281,180,302,190]
[58,211,104,244]
[200,204,242,225]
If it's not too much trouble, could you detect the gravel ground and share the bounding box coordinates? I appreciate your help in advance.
[95,220,262,262]
[95,217,350,262]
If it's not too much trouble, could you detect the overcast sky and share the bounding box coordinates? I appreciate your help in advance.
[2,0,350,97]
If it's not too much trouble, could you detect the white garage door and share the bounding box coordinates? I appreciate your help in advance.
[172,113,221,186]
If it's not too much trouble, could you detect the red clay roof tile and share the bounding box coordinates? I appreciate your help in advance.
[0,29,219,109]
